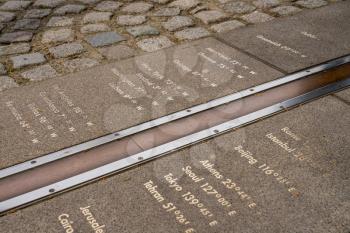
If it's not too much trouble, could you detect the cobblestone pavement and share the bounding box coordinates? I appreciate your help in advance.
[0,0,340,91]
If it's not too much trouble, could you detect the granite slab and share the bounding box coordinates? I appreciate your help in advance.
[0,37,283,169]
[217,1,350,73]
[0,94,348,233]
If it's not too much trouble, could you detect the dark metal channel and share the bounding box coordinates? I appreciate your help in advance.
[0,62,349,204]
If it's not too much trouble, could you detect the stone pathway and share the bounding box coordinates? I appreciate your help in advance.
[0,0,335,91]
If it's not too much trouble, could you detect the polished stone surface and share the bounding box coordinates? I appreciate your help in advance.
[0,37,282,169]
[217,1,350,72]
[0,95,348,233]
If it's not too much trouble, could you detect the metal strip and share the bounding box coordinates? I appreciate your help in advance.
[1,77,349,214]
[1,55,349,179]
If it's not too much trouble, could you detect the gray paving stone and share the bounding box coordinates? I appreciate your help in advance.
[253,0,280,9]
[85,31,125,47]
[13,18,41,30]
[241,11,274,23]
[0,1,31,11]
[49,42,85,58]
[162,15,193,31]
[210,20,245,32]
[0,76,18,91]
[53,4,86,15]
[63,57,99,72]
[296,0,327,8]
[168,0,200,10]
[0,11,16,22]
[94,1,122,11]
[136,36,174,52]
[126,25,159,37]
[98,44,135,60]
[83,11,112,24]
[46,16,73,26]
[152,7,180,16]
[10,52,46,69]
[0,43,30,56]
[41,28,74,43]
[80,23,110,33]
[0,31,33,43]
[219,1,350,73]
[194,10,228,24]
[33,0,66,8]
[223,1,256,14]
[21,64,58,81]
[121,2,153,13]
[174,27,210,40]
[116,15,147,26]
[270,5,302,16]
[0,63,7,74]
[23,8,51,18]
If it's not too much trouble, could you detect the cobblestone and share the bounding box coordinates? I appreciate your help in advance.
[0,0,335,88]
[126,25,159,37]
[21,64,58,81]
[53,4,86,15]
[190,5,209,14]
[0,43,31,56]
[63,57,99,72]
[162,16,193,31]
[82,0,102,4]
[174,27,210,40]
[117,15,147,26]
[0,76,18,91]
[223,1,256,14]
[85,31,125,47]
[169,0,200,10]
[121,2,153,13]
[95,1,122,11]
[0,31,33,43]
[80,23,110,33]
[83,11,112,24]
[14,19,41,30]
[47,16,73,27]
[137,36,174,52]
[10,52,46,69]
[194,10,228,24]
[77,0,101,4]
[241,11,274,23]
[253,0,280,9]
[151,0,171,3]
[210,20,245,32]
[270,6,302,16]
[42,28,74,43]
[152,7,180,16]
[296,0,328,8]
[0,63,7,75]
[0,11,16,22]
[98,44,135,60]
[0,1,31,11]
[49,42,85,58]
[33,0,66,8]
[23,8,51,18]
